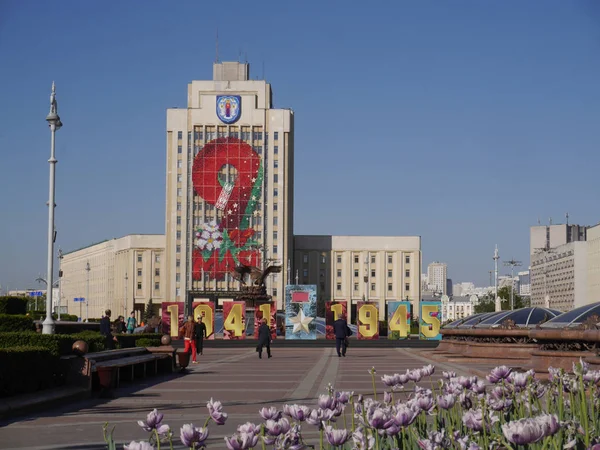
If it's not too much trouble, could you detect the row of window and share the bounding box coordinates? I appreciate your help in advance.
[335,282,411,292]
[137,282,160,291]
[137,254,161,263]
[304,254,412,265]
[335,269,411,278]
[178,130,280,141]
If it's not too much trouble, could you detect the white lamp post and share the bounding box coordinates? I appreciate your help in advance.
[42,82,62,334]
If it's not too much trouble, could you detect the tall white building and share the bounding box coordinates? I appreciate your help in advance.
[427,262,447,295]
[586,224,600,303]
[165,61,294,310]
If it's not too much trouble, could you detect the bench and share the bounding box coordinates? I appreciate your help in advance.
[86,348,172,389]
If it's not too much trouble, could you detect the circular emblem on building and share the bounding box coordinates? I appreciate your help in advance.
[216,95,241,124]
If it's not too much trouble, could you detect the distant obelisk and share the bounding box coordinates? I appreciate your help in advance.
[493,245,501,312]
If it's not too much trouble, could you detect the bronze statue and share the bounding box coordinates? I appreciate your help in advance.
[231,263,282,288]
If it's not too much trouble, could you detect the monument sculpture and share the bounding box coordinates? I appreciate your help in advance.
[230,263,282,302]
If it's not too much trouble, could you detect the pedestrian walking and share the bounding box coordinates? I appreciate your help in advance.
[195,316,207,356]
[333,313,352,357]
[126,311,137,334]
[180,315,198,364]
[100,309,118,350]
[256,319,272,359]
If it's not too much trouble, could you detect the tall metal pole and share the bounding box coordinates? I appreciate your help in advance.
[42,82,62,334]
[85,262,90,321]
[493,245,500,312]
[503,258,522,310]
[57,249,63,320]
[124,272,128,316]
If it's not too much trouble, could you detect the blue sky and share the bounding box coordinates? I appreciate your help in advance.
[1,0,599,291]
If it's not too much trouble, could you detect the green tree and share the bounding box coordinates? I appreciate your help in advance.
[474,287,529,313]
[144,298,154,322]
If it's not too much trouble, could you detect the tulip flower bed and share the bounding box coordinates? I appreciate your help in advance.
[102,360,600,449]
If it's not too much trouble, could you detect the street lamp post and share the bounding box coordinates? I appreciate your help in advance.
[124,272,128,316]
[85,262,90,322]
[42,82,62,334]
[57,248,63,321]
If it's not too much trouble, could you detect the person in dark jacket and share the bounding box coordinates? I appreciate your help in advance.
[115,316,126,334]
[333,314,352,357]
[257,319,272,359]
[195,316,207,356]
[100,310,118,350]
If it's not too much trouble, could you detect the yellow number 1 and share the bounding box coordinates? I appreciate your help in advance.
[224,303,244,337]
[167,304,179,338]
[331,303,344,321]
[259,303,272,327]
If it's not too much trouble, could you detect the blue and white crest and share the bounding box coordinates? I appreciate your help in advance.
[216,95,241,124]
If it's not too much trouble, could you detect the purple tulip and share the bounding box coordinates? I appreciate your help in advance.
[393,404,418,427]
[352,427,375,450]
[420,364,435,377]
[415,395,435,414]
[508,372,530,389]
[264,418,290,436]
[573,357,590,376]
[408,369,423,383]
[285,404,311,422]
[456,376,476,389]
[584,370,600,385]
[259,406,282,421]
[437,394,456,410]
[381,375,396,387]
[262,435,276,445]
[367,407,394,430]
[459,392,473,409]
[537,414,560,437]
[488,398,513,412]
[442,371,456,379]
[124,442,154,450]
[325,426,350,446]
[224,432,259,450]
[487,365,512,384]
[398,373,410,385]
[318,394,337,410]
[180,423,209,449]
[383,391,393,404]
[237,422,259,436]
[207,398,228,425]
[336,391,353,404]
[471,380,486,395]
[502,417,545,445]
[462,409,485,432]
[137,409,168,434]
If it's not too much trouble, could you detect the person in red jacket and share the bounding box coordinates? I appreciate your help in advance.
[180,315,197,364]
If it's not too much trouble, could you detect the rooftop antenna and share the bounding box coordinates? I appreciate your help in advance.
[503,258,523,310]
[537,217,541,225]
[245,52,248,63]
[215,28,219,63]
[549,217,552,225]
[566,212,569,226]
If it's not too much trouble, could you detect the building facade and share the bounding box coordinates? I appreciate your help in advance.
[165,61,293,311]
[530,224,588,254]
[518,270,531,296]
[587,224,600,303]
[427,262,447,295]
[60,235,165,320]
[293,235,421,321]
[441,295,475,322]
[530,241,588,311]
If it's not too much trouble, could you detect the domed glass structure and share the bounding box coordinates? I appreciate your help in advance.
[456,312,498,328]
[473,307,560,328]
[539,302,600,329]
[443,314,485,329]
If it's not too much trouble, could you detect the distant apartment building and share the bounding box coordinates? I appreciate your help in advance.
[518,270,531,296]
[60,235,165,320]
[530,241,587,311]
[427,262,447,295]
[441,295,475,322]
[293,235,421,321]
[530,224,588,254]
[587,224,600,303]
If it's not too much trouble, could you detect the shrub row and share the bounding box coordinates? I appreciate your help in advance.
[0,314,34,332]
[0,346,59,398]
[0,331,105,356]
[116,333,164,349]
[135,338,162,348]
[0,297,27,315]
[27,311,79,322]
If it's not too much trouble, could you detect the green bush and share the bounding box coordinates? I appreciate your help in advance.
[0,297,27,315]
[28,312,79,322]
[59,314,79,322]
[135,338,162,347]
[0,346,59,397]
[116,333,164,349]
[0,331,105,356]
[0,314,34,332]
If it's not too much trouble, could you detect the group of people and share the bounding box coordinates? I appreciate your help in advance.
[113,312,138,334]
[179,315,208,364]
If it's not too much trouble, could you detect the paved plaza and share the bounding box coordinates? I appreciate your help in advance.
[0,346,499,449]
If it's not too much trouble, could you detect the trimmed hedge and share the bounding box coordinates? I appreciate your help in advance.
[0,314,34,332]
[28,311,79,322]
[135,338,162,348]
[0,346,59,397]
[116,333,164,349]
[0,331,105,356]
[0,297,27,315]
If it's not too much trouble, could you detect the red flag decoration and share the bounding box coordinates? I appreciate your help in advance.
[291,291,309,302]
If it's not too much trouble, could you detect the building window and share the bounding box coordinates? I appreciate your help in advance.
[177,174,182,183]
[273,174,278,183]
[155,282,160,290]
[321,255,326,264]
[137,282,142,290]
[273,231,278,240]
[177,131,182,139]
[177,144,182,154]
[405,270,410,278]
[155,254,160,263]
[354,269,359,277]
[274,160,279,168]
[303,255,308,264]
[177,188,182,197]
[388,269,392,278]
[354,255,359,264]
[274,132,279,140]
[337,269,341,278]
[176,259,180,268]
[176,273,180,282]
[177,202,182,211]
[405,255,410,264]
[155,268,160,276]
[273,289,277,297]
[388,283,393,292]
[176,231,181,240]
[137,254,142,262]
[176,245,181,253]
[303,269,308,277]
[273,203,278,211]
[274,145,279,154]
[273,245,278,254]
[274,188,278,197]
[337,283,342,291]
[371,269,376,277]
[337,255,342,264]
[371,283,376,291]
[177,160,182,169]
[176,288,181,297]
[137,269,142,277]
[388,255,393,264]
[405,283,410,291]
[354,283,359,291]
[273,217,278,226]
[371,255,376,264]
[176,216,181,225]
